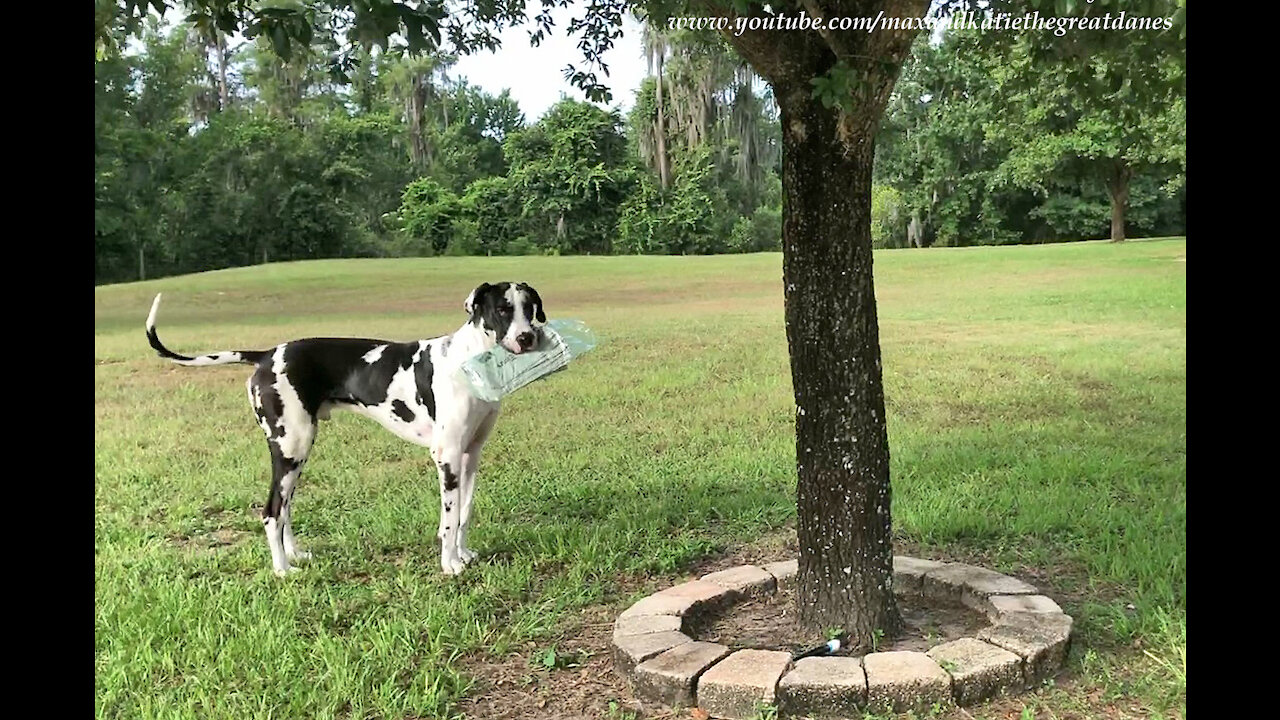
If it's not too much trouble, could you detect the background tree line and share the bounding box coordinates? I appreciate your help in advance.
[95,8,1185,284]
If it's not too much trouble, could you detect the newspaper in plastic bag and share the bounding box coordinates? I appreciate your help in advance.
[457,319,599,402]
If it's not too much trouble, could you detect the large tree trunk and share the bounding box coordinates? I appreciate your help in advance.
[779,89,902,638]
[715,0,925,646]
[1108,160,1131,242]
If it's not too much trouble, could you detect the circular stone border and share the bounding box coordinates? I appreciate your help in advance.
[611,556,1073,719]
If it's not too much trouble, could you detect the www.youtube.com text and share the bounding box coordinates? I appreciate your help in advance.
[668,10,1175,38]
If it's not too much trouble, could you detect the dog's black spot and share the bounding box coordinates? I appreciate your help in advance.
[250,377,289,439]
[391,399,415,423]
[240,338,385,419]
[335,342,408,407]
[328,341,434,420]
[440,463,458,491]
[444,503,452,512]
[470,282,513,340]
[516,283,547,324]
[414,347,436,421]
[262,444,300,519]
[264,384,284,417]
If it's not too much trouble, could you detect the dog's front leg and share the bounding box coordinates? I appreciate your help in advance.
[457,411,498,565]
[456,450,480,564]
[434,445,466,576]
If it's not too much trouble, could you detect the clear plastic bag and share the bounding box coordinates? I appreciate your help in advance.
[457,319,599,402]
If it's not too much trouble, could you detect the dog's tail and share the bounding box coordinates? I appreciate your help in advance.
[146,294,270,367]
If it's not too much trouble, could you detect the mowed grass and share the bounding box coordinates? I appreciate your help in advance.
[95,239,1186,719]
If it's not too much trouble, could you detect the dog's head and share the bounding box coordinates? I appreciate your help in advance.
[464,282,547,354]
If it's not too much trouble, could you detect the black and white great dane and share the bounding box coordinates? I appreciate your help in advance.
[145,282,546,577]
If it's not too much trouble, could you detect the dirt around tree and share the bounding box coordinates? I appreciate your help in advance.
[687,585,989,656]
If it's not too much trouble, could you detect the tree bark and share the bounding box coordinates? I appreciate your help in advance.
[655,52,670,190]
[216,30,229,112]
[408,75,430,171]
[908,213,923,248]
[711,0,925,645]
[778,88,901,638]
[1108,160,1131,242]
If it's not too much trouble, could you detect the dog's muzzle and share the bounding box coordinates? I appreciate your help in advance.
[503,330,539,354]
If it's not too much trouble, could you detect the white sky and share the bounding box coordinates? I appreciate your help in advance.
[124,3,649,123]
[452,6,648,122]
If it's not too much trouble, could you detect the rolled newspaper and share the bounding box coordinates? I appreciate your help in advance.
[457,319,598,402]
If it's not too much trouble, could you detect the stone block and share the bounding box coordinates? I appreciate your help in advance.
[892,556,948,596]
[701,565,777,597]
[863,651,953,714]
[696,649,792,719]
[927,638,1023,705]
[612,631,692,675]
[633,641,731,707]
[777,656,867,718]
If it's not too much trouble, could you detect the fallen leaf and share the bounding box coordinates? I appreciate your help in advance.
[691,708,711,720]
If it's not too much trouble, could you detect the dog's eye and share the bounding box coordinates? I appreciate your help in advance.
[499,306,512,315]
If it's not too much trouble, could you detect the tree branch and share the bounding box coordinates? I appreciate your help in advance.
[690,0,829,89]
[797,0,853,59]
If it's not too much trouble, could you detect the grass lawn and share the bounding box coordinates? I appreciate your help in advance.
[94,238,1186,720]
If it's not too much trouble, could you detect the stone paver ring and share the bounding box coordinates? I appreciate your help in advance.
[611,556,1072,718]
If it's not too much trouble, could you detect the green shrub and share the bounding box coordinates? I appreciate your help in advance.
[398,177,460,255]
[871,185,904,249]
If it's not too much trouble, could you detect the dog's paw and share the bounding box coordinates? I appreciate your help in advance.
[288,549,313,562]
[441,556,467,576]
[272,565,302,578]
[458,546,478,564]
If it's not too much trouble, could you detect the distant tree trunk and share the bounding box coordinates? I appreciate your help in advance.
[1108,160,1131,242]
[216,30,229,111]
[907,213,923,248]
[138,244,146,281]
[407,75,430,171]
[655,52,670,190]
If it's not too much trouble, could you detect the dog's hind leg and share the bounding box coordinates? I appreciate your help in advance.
[262,448,301,576]
[250,372,316,577]
[280,461,311,563]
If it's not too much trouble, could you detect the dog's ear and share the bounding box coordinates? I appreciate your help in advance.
[519,283,546,324]
[464,283,491,315]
